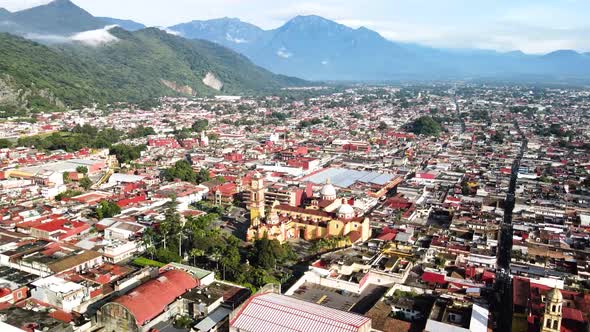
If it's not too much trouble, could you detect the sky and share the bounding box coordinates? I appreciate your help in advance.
[1,0,589,54]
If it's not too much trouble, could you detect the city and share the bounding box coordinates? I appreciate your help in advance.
[1,1,590,332]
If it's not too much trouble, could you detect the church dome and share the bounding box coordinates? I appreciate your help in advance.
[320,179,337,200]
[547,287,563,303]
[337,201,355,219]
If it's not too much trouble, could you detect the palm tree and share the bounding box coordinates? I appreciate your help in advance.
[210,248,222,271]
[141,227,156,259]
[159,221,172,250]
[189,248,205,266]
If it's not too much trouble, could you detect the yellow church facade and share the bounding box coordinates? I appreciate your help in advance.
[246,174,371,244]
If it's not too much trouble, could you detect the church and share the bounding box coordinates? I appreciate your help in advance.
[512,276,589,332]
[246,173,371,244]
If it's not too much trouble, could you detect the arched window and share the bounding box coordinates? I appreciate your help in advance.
[545,318,551,328]
[552,304,556,312]
[553,320,558,330]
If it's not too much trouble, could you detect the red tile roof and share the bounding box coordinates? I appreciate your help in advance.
[421,271,447,285]
[113,270,197,326]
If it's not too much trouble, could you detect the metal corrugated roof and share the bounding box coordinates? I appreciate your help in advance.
[305,168,394,188]
[231,293,370,332]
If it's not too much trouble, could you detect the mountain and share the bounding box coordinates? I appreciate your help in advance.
[98,17,146,31]
[171,15,590,82]
[0,28,305,116]
[0,8,10,19]
[169,17,267,54]
[250,16,410,80]
[171,15,417,80]
[0,0,105,35]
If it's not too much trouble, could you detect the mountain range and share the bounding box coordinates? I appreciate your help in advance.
[0,1,303,115]
[1,0,590,90]
[170,15,590,81]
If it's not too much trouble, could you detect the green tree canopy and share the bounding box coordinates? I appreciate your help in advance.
[407,116,443,136]
[95,200,121,219]
[76,166,88,174]
[249,238,293,269]
[110,144,146,164]
[79,177,93,191]
[163,160,197,182]
[191,119,209,132]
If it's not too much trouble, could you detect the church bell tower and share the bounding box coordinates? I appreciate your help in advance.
[249,172,265,226]
[542,287,563,332]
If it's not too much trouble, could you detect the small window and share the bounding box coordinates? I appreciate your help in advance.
[553,320,558,330]
[552,305,556,312]
[546,319,551,328]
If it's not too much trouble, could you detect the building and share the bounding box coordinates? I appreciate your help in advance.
[155,182,209,210]
[246,176,370,243]
[98,269,198,332]
[30,275,86,313]
[512,277,589,332]
[542,288,563,332]
[425,298,489,332]
[229,292,372,332]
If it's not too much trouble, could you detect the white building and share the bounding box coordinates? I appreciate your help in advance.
[31,276,86,313]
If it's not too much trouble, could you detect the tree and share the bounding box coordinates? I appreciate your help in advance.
[128,125,156,139]
[189,248,205,266]
[95,200,121,219]
[79,177,93,191]
[249,239,292,270]
[196,168,211,184]
[407,116,443,136]
[191,119,209,132]
[110,144,146,164]
[55,189,82,201]
[142,227,157,259]
[163,160,197,182]
[0,139,12,148]
[491,131,505,144]
[160,202,181,250]
[155,247,181,263]
[174,316,193,329]
[63,172,71,183]
[207,132,219,143]
[76,166,88,174]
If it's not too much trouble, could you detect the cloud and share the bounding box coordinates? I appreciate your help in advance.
[0,0,52,11]
[3,0,589,53]
[277,47,293,58]
[70,25,119,46]
[24,32,70,43]
[25,25,119,46]
[158,27,180,36]
[226,33,248,44]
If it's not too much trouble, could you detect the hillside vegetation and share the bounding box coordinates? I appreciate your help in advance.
[0,28,304,117]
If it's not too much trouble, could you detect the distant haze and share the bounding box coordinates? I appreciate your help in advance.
[1,0,589,53]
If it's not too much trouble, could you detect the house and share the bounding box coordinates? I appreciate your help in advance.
[98,269,198,332]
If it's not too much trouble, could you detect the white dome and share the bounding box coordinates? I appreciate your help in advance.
[338,203,355,218]
[547,287,563,303]
[320,183,337,198]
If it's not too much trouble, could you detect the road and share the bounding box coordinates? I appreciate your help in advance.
[494,119,527,332]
